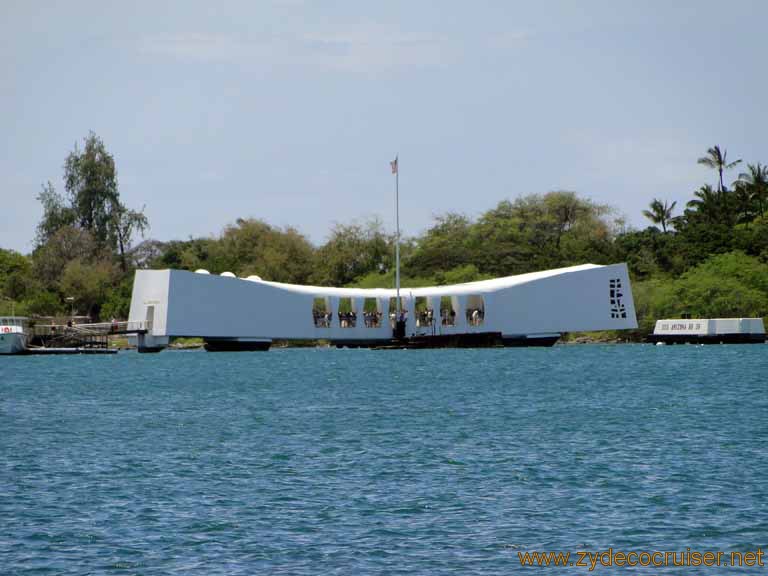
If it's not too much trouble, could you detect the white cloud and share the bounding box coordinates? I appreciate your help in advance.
[138,23,529,72]
[299,28,450,71]
[486,30,533,50]
[139,33,258,63]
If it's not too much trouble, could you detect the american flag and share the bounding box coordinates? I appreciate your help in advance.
[390,156,398,174]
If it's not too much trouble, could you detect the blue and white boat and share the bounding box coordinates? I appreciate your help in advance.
[0,316,29,354]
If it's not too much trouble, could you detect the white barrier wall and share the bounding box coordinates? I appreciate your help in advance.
[127,269,170,336]
[482,263,636,335]
[654,318,766,336]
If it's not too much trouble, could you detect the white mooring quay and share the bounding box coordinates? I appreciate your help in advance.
[127,262,638,352]
[647,318,766,345]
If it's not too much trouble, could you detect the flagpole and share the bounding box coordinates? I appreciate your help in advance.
[395,155,400,319]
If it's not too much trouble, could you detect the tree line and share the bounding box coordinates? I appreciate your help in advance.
[2,133,767,335]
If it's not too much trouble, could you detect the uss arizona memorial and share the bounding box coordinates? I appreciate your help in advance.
[128,262,638,351]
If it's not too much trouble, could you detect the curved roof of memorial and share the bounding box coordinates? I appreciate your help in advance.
[209,263,605,298]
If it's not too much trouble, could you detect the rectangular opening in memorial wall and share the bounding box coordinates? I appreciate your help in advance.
[338,297,356,328]
[363,298,381,327]
[313,297,331,327]
[415,296,432,327]
[388,297,407,328]
[441,296,457,326]
[465,295,485,326]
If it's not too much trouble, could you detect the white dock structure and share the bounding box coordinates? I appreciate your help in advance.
[648,318,766,344]
[128,262,638,351]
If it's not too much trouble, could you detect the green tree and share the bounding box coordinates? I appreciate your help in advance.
[152,219,318,284]
[697,145,741,194]
[636,252,768,326]
[32,226,101,287]
[35,181,76,246]
[544,190,596,249]
[433,264,491,285]
[404,213,475,276]
[99,276,134,320]
[0,248,33,301]
[64,132,119,245]
[642,199,677,232]
[469,200,532,275]
[24,291,62,317]
[149,238,214,271]
[59,259,115,318]
[615,227,686,278]
[112,203,149,271]
[41,131,150,269]
[406,192,615,279]
[314,219,392,286]
[733,181,755,225]
[729,213,768,260]
[737,163,768,217]
[685,185,721,223]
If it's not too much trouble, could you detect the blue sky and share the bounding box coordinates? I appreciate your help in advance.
[2,0,767,254]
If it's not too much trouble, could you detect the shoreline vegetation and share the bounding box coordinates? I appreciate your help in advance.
[3,135,768,344]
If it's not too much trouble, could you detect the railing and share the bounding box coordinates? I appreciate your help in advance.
[338,312,357,328]
[313,313,332,328]
[466,309,485,327]
[36,332,110,349]
[363,313,383,328]
[415,311,435,328]
[32,320,152,337]
[441,312,456,326]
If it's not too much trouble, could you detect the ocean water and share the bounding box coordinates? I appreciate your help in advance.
[1,345,767,575]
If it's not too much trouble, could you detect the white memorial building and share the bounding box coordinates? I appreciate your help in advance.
[128,262,638,351]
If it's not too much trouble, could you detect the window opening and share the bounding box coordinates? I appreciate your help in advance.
[465,295,485,326]
[388,297,407,328]
[363,298,382,328]
[415,296,433,328]
[440,296,457,326]
[313,297,331,327]
[338,297,356,328]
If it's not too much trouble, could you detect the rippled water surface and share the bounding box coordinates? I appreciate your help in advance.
[2,345,768,574]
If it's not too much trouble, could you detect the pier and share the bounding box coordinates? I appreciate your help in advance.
[24,320,151,355]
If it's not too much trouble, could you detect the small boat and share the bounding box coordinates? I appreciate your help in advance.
[0,316,29,354]
[647,318,766,344]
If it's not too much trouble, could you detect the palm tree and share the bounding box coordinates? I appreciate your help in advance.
[736,163,768,217]
[732,181,754,224]
[697,145,742,193]
[686,184,720,222]
[642,198,677,232]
